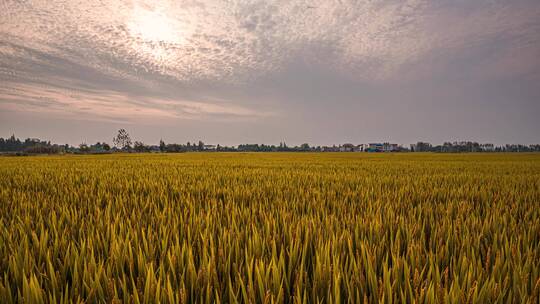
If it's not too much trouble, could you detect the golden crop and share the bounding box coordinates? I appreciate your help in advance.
[0,153,539,303]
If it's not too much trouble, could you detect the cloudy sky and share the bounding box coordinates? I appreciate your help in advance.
[1,0,539,146]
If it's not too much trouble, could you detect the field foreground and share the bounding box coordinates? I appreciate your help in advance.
[0,153,539,303]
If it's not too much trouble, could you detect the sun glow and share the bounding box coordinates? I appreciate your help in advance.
[128,7,183,44]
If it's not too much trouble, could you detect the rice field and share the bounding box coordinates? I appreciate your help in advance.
[0,153,539,303]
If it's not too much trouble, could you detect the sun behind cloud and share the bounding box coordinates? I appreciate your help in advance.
[127,5,185,45]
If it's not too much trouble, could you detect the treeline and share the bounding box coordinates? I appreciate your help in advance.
[137,141,312,153]
[1,132,540,155]
[411,141,540,153]
[0,135,67,154]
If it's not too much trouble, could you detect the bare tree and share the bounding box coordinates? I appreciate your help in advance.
[113,129,132,150]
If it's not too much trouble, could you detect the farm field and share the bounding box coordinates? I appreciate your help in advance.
[0,153,539,303]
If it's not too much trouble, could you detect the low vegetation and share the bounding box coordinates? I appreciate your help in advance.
[0,153,539,303]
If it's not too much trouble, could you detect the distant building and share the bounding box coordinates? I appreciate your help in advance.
[322,146,339,152]
[383,143,399,152]
[323,143,400,152]
[367,143,384,152]
[354,144,366,152]
[149,145,161,152]
[340,143,355,152]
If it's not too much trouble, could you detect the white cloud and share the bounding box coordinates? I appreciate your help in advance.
[0,83,265,122]
[3,0,537,85]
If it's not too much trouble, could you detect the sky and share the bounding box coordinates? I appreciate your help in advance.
[1,0,539,146]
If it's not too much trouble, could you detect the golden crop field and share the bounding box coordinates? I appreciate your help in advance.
[0,153,539,303]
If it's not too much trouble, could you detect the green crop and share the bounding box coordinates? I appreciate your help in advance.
[0,153,539,303]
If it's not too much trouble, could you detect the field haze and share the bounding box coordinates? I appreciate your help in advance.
[1,153,539,303]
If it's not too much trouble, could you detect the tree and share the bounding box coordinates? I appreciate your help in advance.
[79,143,90,153]
[414,142,432,152]
[113,129,132,150]
[133,141,147,152]
[198,140,204,151]
[159,139,166,152]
